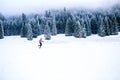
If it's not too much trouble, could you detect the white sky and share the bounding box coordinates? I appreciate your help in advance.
[0,0,119,15]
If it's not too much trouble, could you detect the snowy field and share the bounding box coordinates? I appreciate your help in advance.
[0,34,120,80]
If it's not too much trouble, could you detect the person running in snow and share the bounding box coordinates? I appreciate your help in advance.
[39,38,44,48]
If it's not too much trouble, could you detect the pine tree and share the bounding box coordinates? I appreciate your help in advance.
[0,13,5,21]
[34,15,41,35]
[81,18,87,38]
[22,13,27,25]
[0,20,4,39]
[112,14,119,35]
[74,20,82,38]
[82,27,87,38]
[108,14,119,35]
[30,18,39,38]
[104,16,110,36]
[84,15,91,36]
[65,18,71,36]
[52,15,57,35]
[37,22,41,35]
[27,22,33,40]
[21,23,28,37]
[44,22,51,40]
[98,16,106,37]
[39,17,45,34]
[21,13,28,37]
[115,9,120,31]
[91,15,98,34]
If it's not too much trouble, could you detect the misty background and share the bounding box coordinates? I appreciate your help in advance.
[0,0,120,15]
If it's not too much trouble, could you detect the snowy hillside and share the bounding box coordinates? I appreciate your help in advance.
[0,34,120,80]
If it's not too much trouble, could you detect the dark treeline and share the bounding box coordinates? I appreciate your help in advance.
[0,5,120,40]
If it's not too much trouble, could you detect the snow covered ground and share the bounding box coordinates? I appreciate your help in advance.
[0,34,120,80]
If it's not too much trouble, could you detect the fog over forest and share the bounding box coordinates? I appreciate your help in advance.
[0,0,120,15]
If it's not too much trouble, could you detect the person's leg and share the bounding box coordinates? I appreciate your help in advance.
[40,42,42,48]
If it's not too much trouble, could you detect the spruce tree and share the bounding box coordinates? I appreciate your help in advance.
[109,14,119,35]
[91,15,98,34]
[52,15,57,35]
[112,14,119,35]
[0,13,5,21]
[74,20,82,38]
[84,15,91,36]
[27,22,33,40]
[44,22,51,40]
[30,18,39,38]
[81,18,87,38]
[21,23,28,37]
[34,15,41,35]
[98,16,106,37]
[22,13,27,25]
[82,27,87,38]
[21,13,27,37]
[0,20,4,39]
[37,22,41,35]
[65,18,71,36]
[104,16,111,36]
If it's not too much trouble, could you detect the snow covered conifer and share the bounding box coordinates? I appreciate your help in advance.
[30,18,38,38]
[81,18,87,38]
[84,15,92,36]
[0,20,4,39]
[91,15,98,34]
[112,14,119,35]
[44,22,51,40]
[52,15,57,35]
[21,13,28,37]
[98,16,106,37]
[104,16,111,36]
[21,23,28,37]
[74,20,81,38]
[0,13,5,21]
[65,18,72,36]
[27,22,33,40]
[34,15,41,35]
